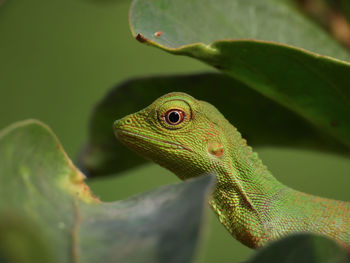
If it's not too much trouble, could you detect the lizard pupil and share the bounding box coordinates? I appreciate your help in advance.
[165,110,184,125]
[169,112,179,123]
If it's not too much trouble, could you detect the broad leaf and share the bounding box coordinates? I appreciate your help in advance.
[0,120,213,263]
[248,234,349,263]
[129,0,350,149]
[79,73,349,177]
[130,0,350,60]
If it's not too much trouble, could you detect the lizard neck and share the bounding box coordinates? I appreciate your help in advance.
[211,128,350,248]
[209,130,284,248]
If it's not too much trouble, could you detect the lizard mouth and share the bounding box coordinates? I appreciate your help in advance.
[115,129,193,152]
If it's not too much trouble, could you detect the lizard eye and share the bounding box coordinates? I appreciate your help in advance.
[164,109,184,125]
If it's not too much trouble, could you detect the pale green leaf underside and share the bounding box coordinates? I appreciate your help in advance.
[0,120,213,263]
[130,0,350,149]
[130,0,350,61]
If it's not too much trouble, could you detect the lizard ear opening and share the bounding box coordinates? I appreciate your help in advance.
[208,141,224,158]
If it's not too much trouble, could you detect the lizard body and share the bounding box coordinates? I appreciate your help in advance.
[113,92,350,249]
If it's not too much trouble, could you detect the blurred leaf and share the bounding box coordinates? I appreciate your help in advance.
[129,0,350,150]
[0,120,213,263]
[0,214,52,263]
[323,0,350,21]
[85,0,129,5]
[342,0,350,21]
[248,233,350,263]
[313,0,350,48]
[79,73,350,177]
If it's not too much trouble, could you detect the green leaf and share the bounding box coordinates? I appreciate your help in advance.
[129,0,350,149]
[0,215,52,263]
[79,73,349,177]
[130,0,350,60]
[248,233,350,263]
[0,120,213,263]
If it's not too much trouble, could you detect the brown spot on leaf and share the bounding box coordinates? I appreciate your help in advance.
[154,31,162,37]
[136,33,148,43]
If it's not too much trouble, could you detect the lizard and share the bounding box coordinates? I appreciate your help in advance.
[113,91,350,249]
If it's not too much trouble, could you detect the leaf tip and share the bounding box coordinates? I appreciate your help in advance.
[135,33,149,43]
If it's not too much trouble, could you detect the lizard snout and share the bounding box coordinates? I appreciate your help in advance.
[114,117,133,130]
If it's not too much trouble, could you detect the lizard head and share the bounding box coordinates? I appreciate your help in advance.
[113,92,233,179]
[114,92,271,246]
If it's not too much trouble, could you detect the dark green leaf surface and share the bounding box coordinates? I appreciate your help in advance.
[248,234,350,263]
[129,0,350,149]
[79,73,349,177]
[0,120,213,263]
[342,0,350,22]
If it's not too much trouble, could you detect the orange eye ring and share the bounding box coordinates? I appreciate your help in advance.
[164,109,185,125]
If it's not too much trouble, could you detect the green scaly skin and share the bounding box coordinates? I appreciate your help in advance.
[113,92,350,249]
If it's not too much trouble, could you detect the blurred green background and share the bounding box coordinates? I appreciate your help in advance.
[0,0,349,262]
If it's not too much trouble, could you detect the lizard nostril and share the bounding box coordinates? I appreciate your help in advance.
[113,117,132,132]
[125,118,132,125]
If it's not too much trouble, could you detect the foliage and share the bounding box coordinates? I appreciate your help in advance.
[1,0,350,262]
[0,120,213,263]
[248,234,349,263]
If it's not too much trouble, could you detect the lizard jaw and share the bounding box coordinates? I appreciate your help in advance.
[115,129,193,152]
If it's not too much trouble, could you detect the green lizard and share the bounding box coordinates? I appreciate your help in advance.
[113,92,350,249]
